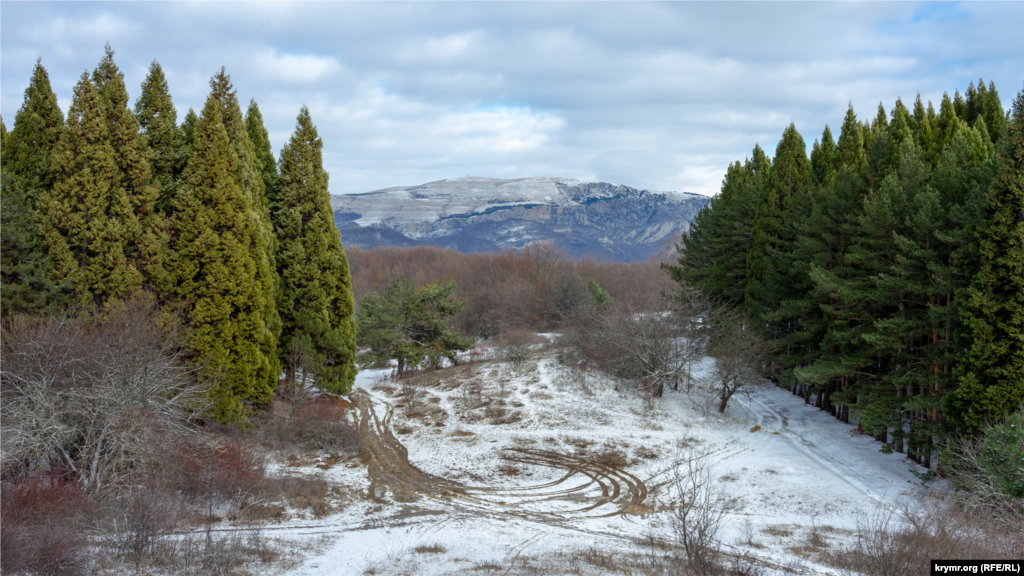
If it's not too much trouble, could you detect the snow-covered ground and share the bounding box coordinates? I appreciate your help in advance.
[261,351,938,575]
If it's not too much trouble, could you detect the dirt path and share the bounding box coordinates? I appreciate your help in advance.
[350,389,648,520]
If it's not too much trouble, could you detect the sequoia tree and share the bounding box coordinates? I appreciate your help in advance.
[168,93,279,424]
[40,72,144,310]
[92,45,167,293]
[273,107,358,394]
[3,59,64,207]
[135,60,184,216]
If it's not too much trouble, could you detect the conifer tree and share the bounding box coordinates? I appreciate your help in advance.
[40,72,143,310]
[1,115,5,147]
[836,104,866,172]
[1,116,56,316]
[168,92,280,424]
[273,107,358,394]
[181,108,198,150]
[246,100,279,205]
[745,124,810,323]
[135,60,184,216]
[92,45,167,293]
[946,86,1024,430]
[810,125,838,185]
[4,59,64,207]
[208,69,281,351]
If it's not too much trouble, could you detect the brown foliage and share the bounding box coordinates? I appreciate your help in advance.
[347,243,675,338]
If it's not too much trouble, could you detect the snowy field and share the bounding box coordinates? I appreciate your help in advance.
[254,348,937,575]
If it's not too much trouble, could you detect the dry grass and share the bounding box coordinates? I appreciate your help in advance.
[413,543,447,554]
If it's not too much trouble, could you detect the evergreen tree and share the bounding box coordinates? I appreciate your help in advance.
[1,114,5,147]
[357,278,474,378]
[92,45,167,293]
[273,107,358,394]
[745,123,810,324]
[208,69,281,354]
[836,104,866,173]
[3,59,64,207]
[666,145,766,307]
[181,108,198,150]
[810,125,838,185]
[946,86,1024,430]
[135,60,184,216]
[246,99,279,205]
[1,117,56,316]
[40,72,143,310]
[168,92,280,425]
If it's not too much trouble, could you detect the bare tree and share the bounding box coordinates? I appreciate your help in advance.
[573,288,722,398]
[705,313,770,412]
[669,446,728,575]
[1,294,206,493]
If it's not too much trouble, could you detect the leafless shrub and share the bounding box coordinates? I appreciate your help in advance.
[1,294,205,494]
[826,496,1023,576]
[0,478,95,576]
[669,447,728,576]
[494,330,544,373]
[255,396,362,456]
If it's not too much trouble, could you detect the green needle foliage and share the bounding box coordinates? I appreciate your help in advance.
[208,69,282,355]
[246,100,279,206]
[3,59,64,208]
[92,45,168,294]
[673,81,1019,466]
[168,92,279,425]
[1,120,56,317]
[273,106,358,394]
[135,60,184,217]
[948,85,1024,430]
[40,72,144,311]
[357,277,474,378]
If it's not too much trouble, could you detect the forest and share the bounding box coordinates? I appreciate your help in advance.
[668,80,1023,467]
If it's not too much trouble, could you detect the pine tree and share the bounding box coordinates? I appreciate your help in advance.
[1,116,57,316]
[40,72,143,310]
[666,145,766,307]
[810,125,838,185]
[4,59,65,207]
[92,45,167,293]
[135,60,184,216]
[836,103,866,173]
[745,123,810,324]
[946,86,1024,430]
[168,92,280,425]
[273,107,358,394]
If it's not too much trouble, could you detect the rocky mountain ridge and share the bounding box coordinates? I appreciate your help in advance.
[332,177,709,261]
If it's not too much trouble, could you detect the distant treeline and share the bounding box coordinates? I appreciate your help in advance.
[347,243,676,338]
[667,80,1024,466]
[1,46,357,425]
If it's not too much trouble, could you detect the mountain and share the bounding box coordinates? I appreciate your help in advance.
[331,177,710,261]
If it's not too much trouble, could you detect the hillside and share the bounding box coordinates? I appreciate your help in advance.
[332,177,710,261]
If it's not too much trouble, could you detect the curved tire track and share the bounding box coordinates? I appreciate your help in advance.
[350,390,648,519]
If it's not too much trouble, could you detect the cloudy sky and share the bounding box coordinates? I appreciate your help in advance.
[2,2,1021,196]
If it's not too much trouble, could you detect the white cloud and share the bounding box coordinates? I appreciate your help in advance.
[257,50,339,83]
[2,2,1021,198]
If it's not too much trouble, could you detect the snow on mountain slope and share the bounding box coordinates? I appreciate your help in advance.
[331,177,710,261]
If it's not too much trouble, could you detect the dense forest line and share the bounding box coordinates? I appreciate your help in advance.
[1,46,357,425]
[668,80,1024,467]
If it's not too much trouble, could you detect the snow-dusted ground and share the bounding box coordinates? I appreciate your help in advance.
[265,352,937,575]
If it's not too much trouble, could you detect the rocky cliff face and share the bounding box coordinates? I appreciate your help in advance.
[331,177,709,261]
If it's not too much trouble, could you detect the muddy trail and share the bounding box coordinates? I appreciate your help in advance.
[350,390,648,521]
